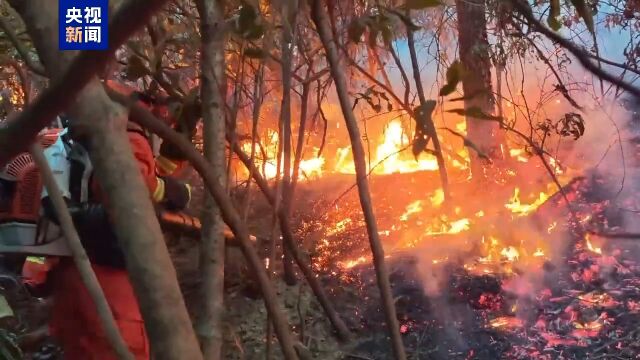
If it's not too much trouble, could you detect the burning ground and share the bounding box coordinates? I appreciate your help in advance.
[173,100,640,359]
[281,166,640,359]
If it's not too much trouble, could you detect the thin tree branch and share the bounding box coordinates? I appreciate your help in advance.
[403,8,450,201]
[512,24,582,110]
[310,1,406,358]
[510,0,640,98]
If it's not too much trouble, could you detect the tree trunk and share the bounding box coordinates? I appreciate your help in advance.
[196,0,227,358]
[289,79,311,196]
[10,1,203,358]
[454,0,502,179]
[310,1,407,359]
[280,0,299,286]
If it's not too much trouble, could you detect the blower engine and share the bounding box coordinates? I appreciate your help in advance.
[0,129,69,256]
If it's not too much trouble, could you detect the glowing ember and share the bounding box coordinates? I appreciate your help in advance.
[509,148,529,163]
[533,248,545,257]
[326,218,352,236]
[574,320,604,332]
[549,157,563,175]
[430,189,445,208]
[578,292,619,308]
[489,316,523,329]
[505,188,550,216]
[585,235,602,255]
[339,256,368,269]
[424,217,471,236]
[400,200,423,221]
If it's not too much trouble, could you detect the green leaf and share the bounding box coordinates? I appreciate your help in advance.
[405,0,443,9]
[439,60,463,96]
[548,0,562,30]
[569,0,595,33]
[447,107,502,121]
[244,47,267,59]
[0,296,12,319]
[348,19,367,43]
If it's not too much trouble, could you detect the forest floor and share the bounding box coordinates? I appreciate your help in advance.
[175,161,640,360]
[6,161,640,360]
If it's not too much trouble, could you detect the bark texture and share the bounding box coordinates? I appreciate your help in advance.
[196,0,227,358]
[279,0,298,286]
[454,0,501,178]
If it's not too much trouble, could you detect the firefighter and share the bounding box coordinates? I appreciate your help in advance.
[41,84,194,359]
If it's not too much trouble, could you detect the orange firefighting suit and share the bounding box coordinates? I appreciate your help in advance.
[25,81,193,359]
[49,129,158,359]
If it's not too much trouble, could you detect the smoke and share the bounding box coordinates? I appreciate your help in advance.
[405,96,640,333]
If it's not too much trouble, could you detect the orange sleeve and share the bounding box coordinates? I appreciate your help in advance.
[90,132,158,204]
[155,155,188,177]
[128,131,158,196]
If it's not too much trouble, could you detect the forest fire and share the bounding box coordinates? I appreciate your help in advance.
[3,0,640,357]
[264,94,640,359]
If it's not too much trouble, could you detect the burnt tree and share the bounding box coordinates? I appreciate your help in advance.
[455,0,502,179]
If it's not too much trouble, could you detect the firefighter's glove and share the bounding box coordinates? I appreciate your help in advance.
[159,176,191,211]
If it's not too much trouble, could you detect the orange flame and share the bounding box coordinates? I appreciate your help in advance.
[505,188,550,216]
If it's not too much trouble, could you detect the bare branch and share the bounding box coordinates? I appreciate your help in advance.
[510,0,640,98]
